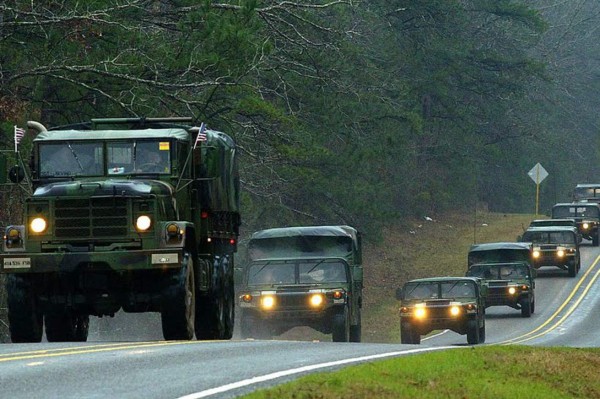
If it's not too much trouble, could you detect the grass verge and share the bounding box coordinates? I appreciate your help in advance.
[240,346,600,399]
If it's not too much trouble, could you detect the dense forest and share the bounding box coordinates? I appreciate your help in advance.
[1,0,599,237]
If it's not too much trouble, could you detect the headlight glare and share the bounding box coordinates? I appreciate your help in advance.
[309,294,324,307]
[261,295,275,309]
[533,250,540,258]
[450,305,460,316]
[30,217,47,233]
[136,215,152,231]
[557,250,565,257]
[508,287,517,295]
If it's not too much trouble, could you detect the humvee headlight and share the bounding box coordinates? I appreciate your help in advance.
[414,307,426,319]
[400,307,409,313]
[30,217,47,233]
[332,291,344,300]
[583,222,590,229]
[241,294,253,303]
[135,215,152,231]
[449,305,460,316]
[557,250,565,257]
[261,295,276,310]
[533,250,541,258]
[508,287,517,295]
[309,294,324,307]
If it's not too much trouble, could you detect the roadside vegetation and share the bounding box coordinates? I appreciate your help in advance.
[241,346,600,399]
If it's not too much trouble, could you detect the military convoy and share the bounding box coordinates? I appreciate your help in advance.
[237,226,362,342]
[0,117,240,342]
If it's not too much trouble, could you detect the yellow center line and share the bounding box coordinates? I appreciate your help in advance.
[0,340,198,363]
[498,254,600,345]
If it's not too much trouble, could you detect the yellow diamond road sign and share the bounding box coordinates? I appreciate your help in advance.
[528,163,548,184]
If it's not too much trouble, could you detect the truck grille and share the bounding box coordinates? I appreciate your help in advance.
[54,198,128,238]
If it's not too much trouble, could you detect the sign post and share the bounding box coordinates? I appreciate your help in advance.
[527,163,548,215]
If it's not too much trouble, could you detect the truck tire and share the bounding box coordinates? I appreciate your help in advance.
[520,296,532,318]
[593,231,599,246]
[7,274,43,343]
[161,252,195,340]
[400,322,420,344]
[568,261,577,277]
[466,319,480,344]
[478,319,486,344]
[45,312,89,342]
[239,312,270,339]
[332,306,350,342]
[195,256,234,340]
[349,309,362,342]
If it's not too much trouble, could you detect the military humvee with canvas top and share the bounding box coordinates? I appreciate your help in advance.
[551,202,600,246]
[238,225,362,342]
[520,226,581,277]
[395,277,486,345]
[466,262,536,317]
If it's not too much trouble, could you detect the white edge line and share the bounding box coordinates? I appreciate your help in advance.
[176,345,462,399]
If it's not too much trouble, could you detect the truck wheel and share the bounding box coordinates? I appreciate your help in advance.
[520,296,532,318]
[478,319,486,344]
[240,312,270,339]
[466,319,480,344]
[568,261,577,278]
[401,322,420,344]
[195,257,234,340]
[6,274,43,343]
[531,298,535,314]
[593,232,599,246]
[332,306,350,342]
[45,313,90,342]
[349,310,362,343]
[161,252,195,340]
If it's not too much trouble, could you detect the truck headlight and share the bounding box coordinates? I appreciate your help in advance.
[508,287,517,295]
[533,250,540,258]
[261,295,276,310]
[449,305,461,316]
[136,215,152,231]
[309,294,324,307]
[557,250,565,257]
[30,217,47,233]
[414,307,426,319]
[583,222,589,229]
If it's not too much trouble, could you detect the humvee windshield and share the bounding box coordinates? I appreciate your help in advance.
[247,260,348,285]
[248,236,352,261]
[39,140,172,177]
[468,249,530,265]
[553,205,599,219]
[522,231,576,245]
[573,186,600,201]
[404,281,476,300]
[467,264,529,279]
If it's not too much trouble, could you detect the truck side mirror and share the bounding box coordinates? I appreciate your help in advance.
[8,165,25,183]
[395,288,403,300]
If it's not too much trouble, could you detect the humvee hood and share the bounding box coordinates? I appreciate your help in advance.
[33,179,173,197]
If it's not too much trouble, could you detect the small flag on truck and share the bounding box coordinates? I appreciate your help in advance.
[14,125,25,152]
[193,122,207,149]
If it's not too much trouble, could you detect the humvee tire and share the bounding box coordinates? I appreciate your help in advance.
[478,319,486,344]
[568,261,577,278]
[593,232,599,246]
[349,310,362,342]
[466,319,480,344]
[161,252,195,340]
[332,307,350,342]
[400,322,420,345]
[520,296,532,318]
[7,274,43,343]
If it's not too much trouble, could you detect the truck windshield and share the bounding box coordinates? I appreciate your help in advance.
[522,231,576,245]
[553,206,599,219]
[108,140,171,175]
[39,142,103,177]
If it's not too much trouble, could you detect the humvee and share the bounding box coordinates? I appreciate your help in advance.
[520,226,581,277]
[395,277,486,345]
[238,225,362,342]
[551,202,600,246]
[467,242,534,269]
[466,262,536,317]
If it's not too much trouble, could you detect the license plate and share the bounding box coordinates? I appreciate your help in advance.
[3,258,31,269]
[151,253,179,264]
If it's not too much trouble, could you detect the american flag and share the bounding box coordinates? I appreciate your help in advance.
[193,122,207,149]
[14,125,25,152]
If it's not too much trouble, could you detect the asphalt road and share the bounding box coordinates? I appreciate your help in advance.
[1,244,599,398]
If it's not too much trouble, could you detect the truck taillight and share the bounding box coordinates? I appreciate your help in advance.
[201,211,209,219]
[230,239,236,245]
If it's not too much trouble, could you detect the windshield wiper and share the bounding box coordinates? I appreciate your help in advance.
[67,143,84,171]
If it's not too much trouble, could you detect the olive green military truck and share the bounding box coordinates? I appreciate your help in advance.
[395,277,486,345]
[238,226,362,342]
[520,226,581,277]
[466,262,536,317]
[0,117,240,343]
[551,202,600,246]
